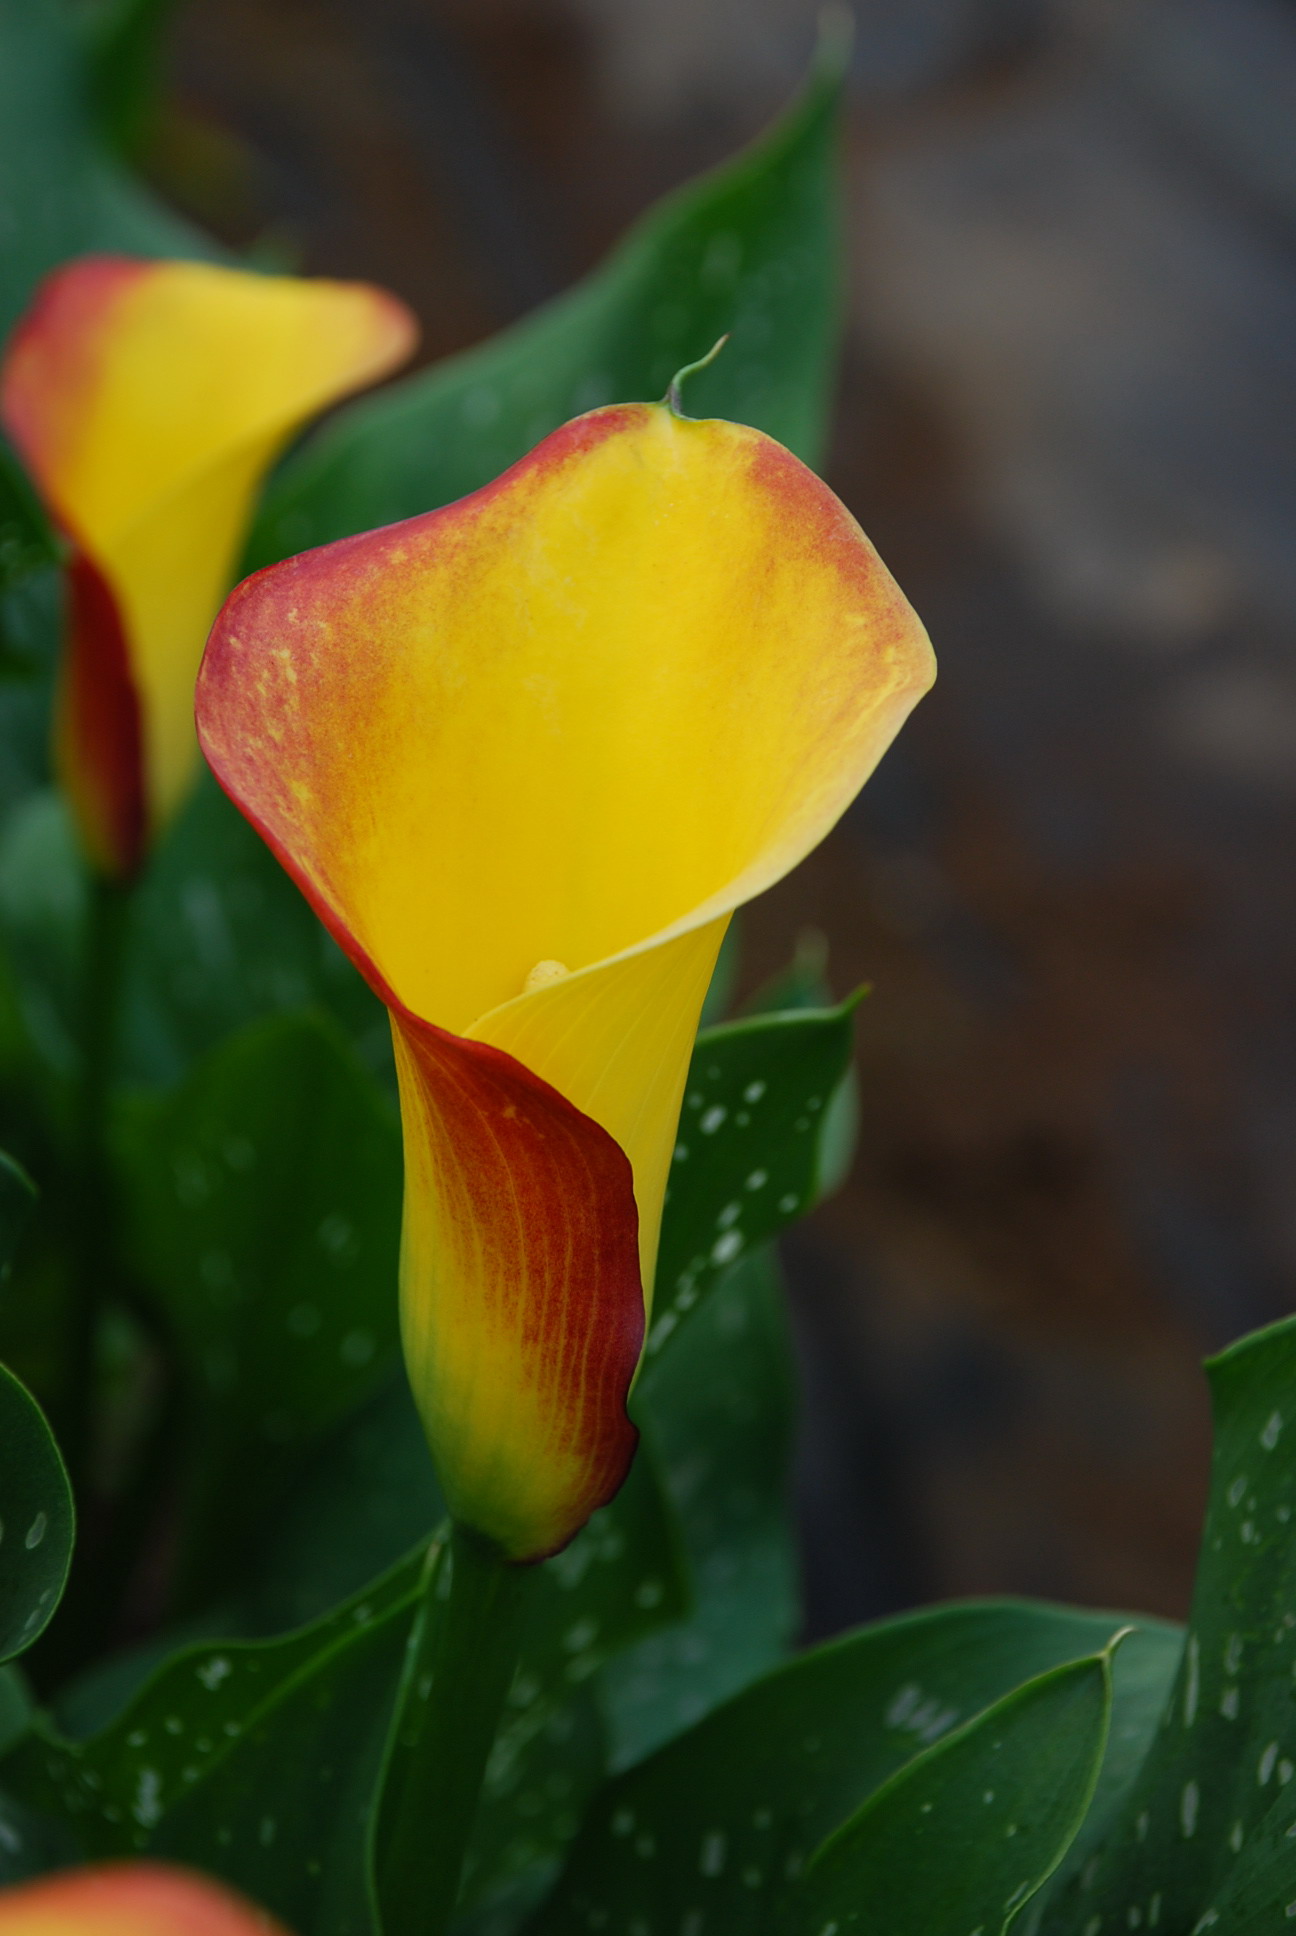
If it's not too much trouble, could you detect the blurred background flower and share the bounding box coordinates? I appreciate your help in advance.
[57,0,1296,1632]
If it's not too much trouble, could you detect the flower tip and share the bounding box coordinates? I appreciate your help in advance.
[665,334,731,417]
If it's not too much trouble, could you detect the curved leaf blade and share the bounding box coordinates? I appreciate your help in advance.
[0,1359,72,1664]
[1040,1314,1296,1934]
[780,1644,1117,1936]
[541,1602,1163,1936]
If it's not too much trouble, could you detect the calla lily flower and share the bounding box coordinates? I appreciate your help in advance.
[0,256,416,877]
[196,398,935,1560]
[0,1861,289,1933]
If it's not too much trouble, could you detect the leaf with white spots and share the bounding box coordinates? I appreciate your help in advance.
[227,1366,688,1928]
[649,999,860,1363]
[775,1641,1118,1936]
[604,1247,800,1766]
[1038,1314,1296,1935]
[245,21,848,572]
[0,1537,432,1873]
[538,1604,1139,1936]
[0,1359,72,1664]
[112,1010,402,1608]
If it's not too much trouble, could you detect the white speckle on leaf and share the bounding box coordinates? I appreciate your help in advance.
[745,1170,768,1191]
[1181,1780,1199,1837]
[711,1231,743,1265]
[1220,1686,1240,1720]
[716,1202,742,1229]
[24,1513,46,1550]
[132,1769,162,1829]
[777,1193,799,1214]
[1227,1475,1248,1508]
[699,1106,726,1135]
[1262,1410,1284,1448]
[743,1081,766,1104]
[1260,1741,1280,1785]
[700,1831,726,1877]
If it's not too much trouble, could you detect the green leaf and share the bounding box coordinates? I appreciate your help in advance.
[75,0,180,158]
[603,1246,799,1767]
[1,1540,431,1896]
[0,1149,36,1286]
[0,440,58,605]
[0,0,215,338]
[245,21,847,574]
[154,1562,433,1935]
[121,773,390,1090]
[457,1441,689,1925]
[540,1605,1164,1936]
[112,1010,403,1603]
[1039,1313,1296,1935]
[0,1360,73,1664]
[232,1367,690,1930]
[648,999,859,1363]
[778,1644,1118,1936]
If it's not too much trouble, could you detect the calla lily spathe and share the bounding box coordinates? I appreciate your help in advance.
[0,256,417,877]
[197,399,935,1560]
[0,1861,289,1934]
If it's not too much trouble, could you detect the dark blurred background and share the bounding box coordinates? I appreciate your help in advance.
[147,0,1296,1638]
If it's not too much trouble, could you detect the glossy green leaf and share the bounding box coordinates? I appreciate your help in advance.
[779,1644,1117,1936]
[604,1246,799,1767]
[155,1557,433,1935]
[245,20,847,575]
[112,1010,403,1602]
[3,1533,430,1866]
[1039,1314,1296,1935]
[743,931,862,1199]
[1198,1779,1296,1929]
[0,1360,73,1664]
[540,1605,1165,1936]
[458,1440,689,1920]
[232,1367,689,1930]
[648,1000,858,1364]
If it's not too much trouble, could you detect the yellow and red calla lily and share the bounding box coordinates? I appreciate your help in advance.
[0,1861,289,1933]
[196,399,935,1560]
[0,255,417,877]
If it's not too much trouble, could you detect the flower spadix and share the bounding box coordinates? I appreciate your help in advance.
[197,400,935,1560]
[0,1861,290,1934]
[0,255,416,877]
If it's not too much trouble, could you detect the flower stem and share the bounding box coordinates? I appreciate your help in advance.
[376,1523,531,1936]
[64,871,130,1497]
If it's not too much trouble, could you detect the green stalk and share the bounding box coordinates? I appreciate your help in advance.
[375,1523,531,1936]
[64,872,130,1496]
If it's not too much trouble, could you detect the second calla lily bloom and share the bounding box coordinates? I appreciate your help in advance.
[196,398,935,1559]
[0,256,416,877]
